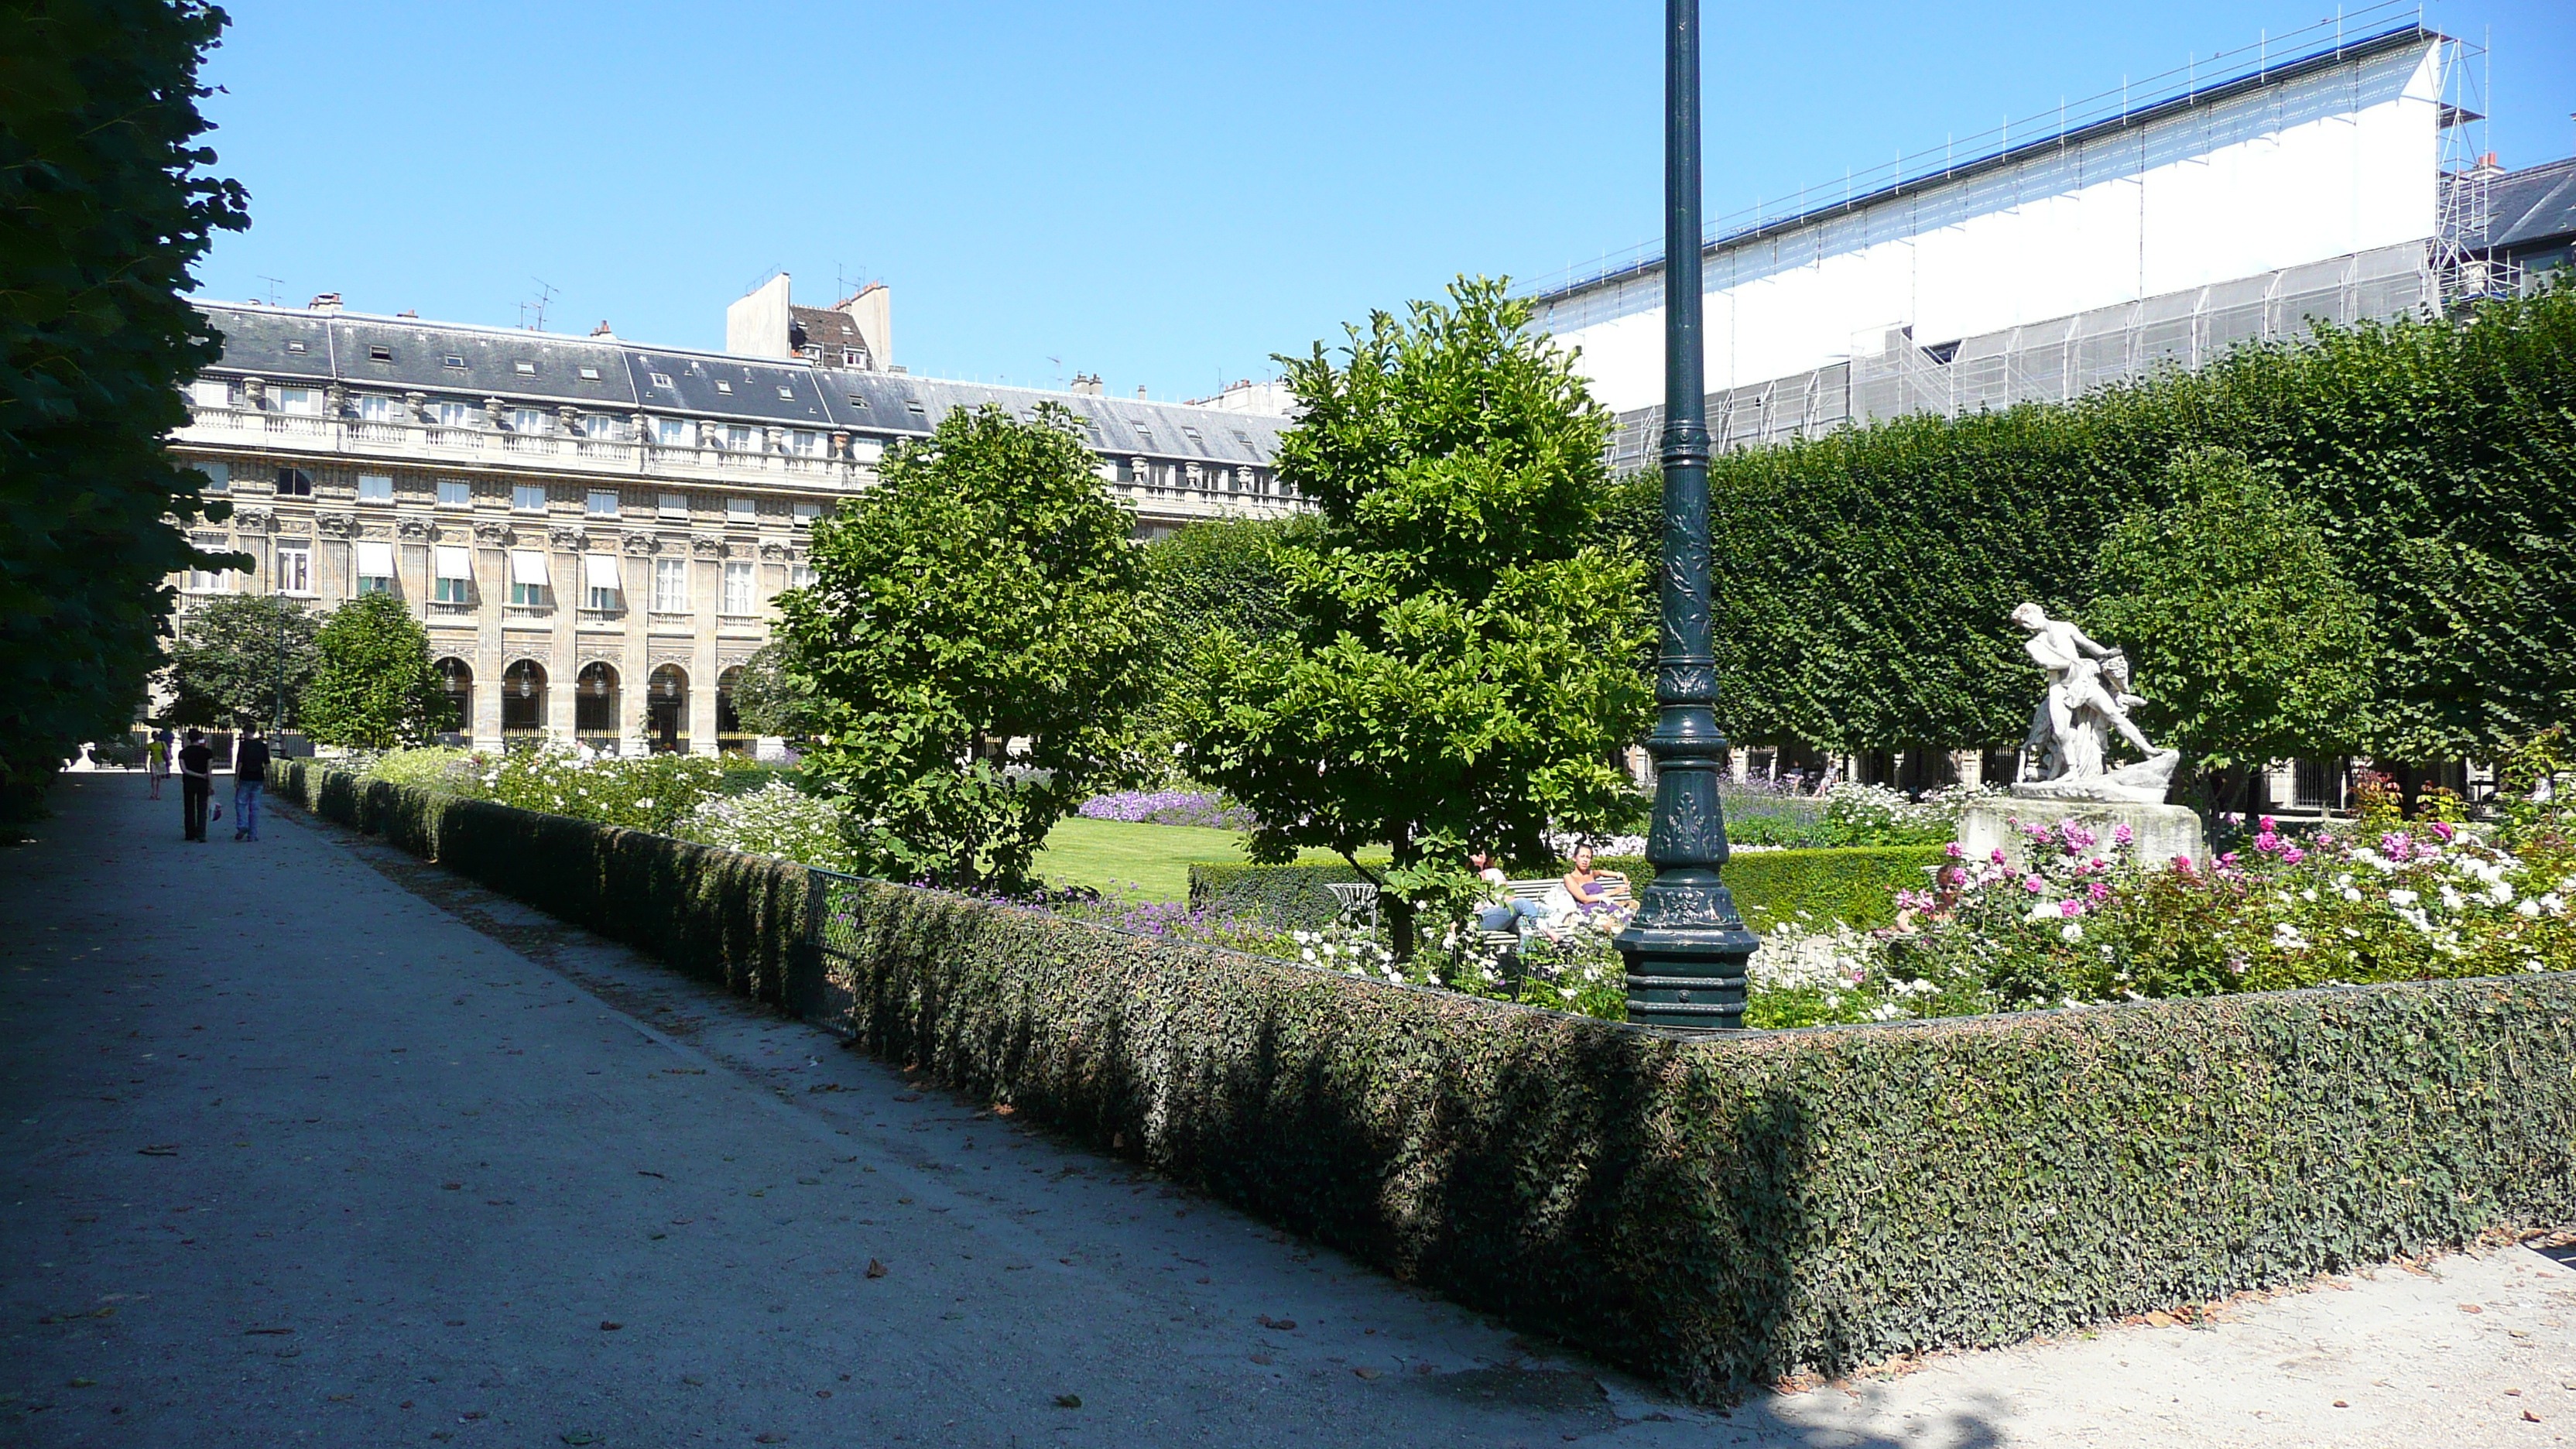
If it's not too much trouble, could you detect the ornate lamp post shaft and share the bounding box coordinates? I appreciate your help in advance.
[1617,0,1759,1030]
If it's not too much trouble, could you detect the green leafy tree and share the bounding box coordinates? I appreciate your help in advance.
[160,592,320,729]
[300,593,453,748]
[1175,276,1652,953]
[773,402,1160,889]
[2088,449,2371,801]
[724,641,824,742]
[1143,515,1318,644]
[0,0,249,816]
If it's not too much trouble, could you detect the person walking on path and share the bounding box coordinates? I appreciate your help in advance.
[146,734,169,799]
[176,728,214,842]
[231,727,271,841]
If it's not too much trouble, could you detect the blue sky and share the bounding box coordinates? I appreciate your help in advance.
[195,1,2574,400]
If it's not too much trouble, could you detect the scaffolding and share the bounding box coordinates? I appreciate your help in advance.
[1603,240,2437,470]
[2432,34,2520,307]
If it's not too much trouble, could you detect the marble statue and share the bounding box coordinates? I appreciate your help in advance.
[2009,602,2180,804]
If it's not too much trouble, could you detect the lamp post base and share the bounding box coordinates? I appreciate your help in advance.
[1618,908,1759,1032]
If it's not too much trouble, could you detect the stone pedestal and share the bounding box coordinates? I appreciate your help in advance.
[1958,795,2208,872]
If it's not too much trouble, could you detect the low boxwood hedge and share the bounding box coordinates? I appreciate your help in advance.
[1189,846,1946,933]
[276,762,2576,1401]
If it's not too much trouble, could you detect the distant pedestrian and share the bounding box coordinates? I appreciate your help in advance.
[176,729,214,842]
[232,726,272,842]
[146,734,169,799]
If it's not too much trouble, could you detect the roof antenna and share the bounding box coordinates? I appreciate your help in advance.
[521,278,557,332]
[255,275,285,306]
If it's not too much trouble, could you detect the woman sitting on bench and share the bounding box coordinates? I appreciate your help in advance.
[1558,845,1632,933]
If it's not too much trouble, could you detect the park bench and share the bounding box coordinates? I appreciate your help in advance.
[1326,872,1634,958]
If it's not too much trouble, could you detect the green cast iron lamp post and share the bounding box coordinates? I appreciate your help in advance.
[1615,0,1761,1029]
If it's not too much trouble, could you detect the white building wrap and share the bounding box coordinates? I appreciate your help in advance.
[1537,33,2446,426]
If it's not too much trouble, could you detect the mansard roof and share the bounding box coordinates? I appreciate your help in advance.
[190,300,1283,466]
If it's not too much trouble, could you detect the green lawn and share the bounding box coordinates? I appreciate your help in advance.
[1036,816,1386,902]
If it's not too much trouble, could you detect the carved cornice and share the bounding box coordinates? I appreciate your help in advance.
[395,517,432,541]
[546,526,588,552]
[690,535,725,557]
[230,508,275,534]
[757,541,790,562]
[314,512,358,538]
[472,521,515,547]
[621,531,659,556]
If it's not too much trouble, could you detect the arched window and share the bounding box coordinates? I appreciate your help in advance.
[715,665,748,756]
[437,658,473,742]
[502,659,546,742]
[575,663,621,752]
[646,664,688,754]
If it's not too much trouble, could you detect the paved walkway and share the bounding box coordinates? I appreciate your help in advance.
[2,775,2568,1447]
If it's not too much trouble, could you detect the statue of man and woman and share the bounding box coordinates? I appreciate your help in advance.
[2009,602,2180,803]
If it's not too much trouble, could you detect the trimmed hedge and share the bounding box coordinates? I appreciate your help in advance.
[275,762,2576,1401]
[1187,846,1946,933]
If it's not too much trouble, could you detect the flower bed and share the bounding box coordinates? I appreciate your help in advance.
[1075,789,1260,830]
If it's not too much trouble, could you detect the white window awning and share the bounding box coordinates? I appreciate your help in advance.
[355,540,396,577]
[433,546,470,581]
[584,554,621,590]
[509,550,549,586]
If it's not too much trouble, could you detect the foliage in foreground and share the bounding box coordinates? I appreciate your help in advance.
[776,402,1160,889]
[300,593,453,748]
[1177,276,1651,951]
[280,756,2576,1401]
[0,0,248,815]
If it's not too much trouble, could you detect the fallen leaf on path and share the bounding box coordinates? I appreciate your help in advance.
[245,1327,293,1335]
[599,1321,622,1331]
[2333,1400,2348,1408]
[560,1434,605,1446]
[865,1259,887,1279]
[1353,1368,1379,1380]
[636,1170,666,1179]
[137,1146,177,1157]
[755,1435,786,1444]
[1053,1394,1082,1409]
[893,1093,922,1103]
[2527,1411,2544,1423]
[2459,1303,2484,1314]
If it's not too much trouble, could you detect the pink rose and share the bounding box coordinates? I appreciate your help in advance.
[2281,845,2307,865]
[2059,899,2082,918]
[2088,880,2110,902]
[1990,848,2008,865]
[1944,841,1965,858]
[2022,875,2046,893]
[2113,824,2135,846]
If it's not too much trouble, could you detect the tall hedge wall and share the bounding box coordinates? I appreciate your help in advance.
[1187,846,1944,933]
[1596,286,2576,759]
[276,762,2576,1401]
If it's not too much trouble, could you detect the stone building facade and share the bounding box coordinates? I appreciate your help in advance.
[170,299,1300,755]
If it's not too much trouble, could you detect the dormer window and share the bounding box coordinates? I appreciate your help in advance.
[368,344,393,361]
[285,341,308,355]
[714,380,734,395]
[577,366,601,381]
[443,355,466,370]
[776,385,793,399]
[649,372,674,389]
[513,361,536,376]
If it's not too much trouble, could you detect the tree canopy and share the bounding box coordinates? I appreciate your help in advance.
[772,402,1160,889]
[300,593,452,749]
[159,592,318,730]
[0,0,248,814]
[1175,276,1650,947]
[2088,448,2372,779]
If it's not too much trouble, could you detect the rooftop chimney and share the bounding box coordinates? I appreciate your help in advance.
[308,293,342,312]
[590,320,616,338]
[1135,385,1149,400]
[396,310,417,318]
[1070,372,1102,397]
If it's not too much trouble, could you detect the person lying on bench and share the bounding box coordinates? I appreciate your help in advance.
[1470,849,1560,940]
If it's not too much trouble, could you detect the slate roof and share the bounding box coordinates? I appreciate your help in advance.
[2485,156,2576,251]
[190,301,1283,466]
[790,306,865,354]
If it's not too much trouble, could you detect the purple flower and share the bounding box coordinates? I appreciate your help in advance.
[2113,824,2135,847]
[2430,820,2456,843]
[2259,816,2277,833]
[2280,845,2307,865]
[1944,841,1965,859]
[2022,875,2046,893]
[1989,848,2008,865]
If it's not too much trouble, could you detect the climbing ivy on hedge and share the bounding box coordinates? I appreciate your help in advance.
[1605,285,2576,762]
[275,760,2576,1400]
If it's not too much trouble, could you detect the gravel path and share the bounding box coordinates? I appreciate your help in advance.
[3,773,2567,1447]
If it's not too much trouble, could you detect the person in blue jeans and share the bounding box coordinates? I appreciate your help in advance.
[1469,849,1556,937]
[231,726,272,841]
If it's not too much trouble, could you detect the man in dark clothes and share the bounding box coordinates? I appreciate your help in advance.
[176,728,213,841]
[231,726,271,841]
